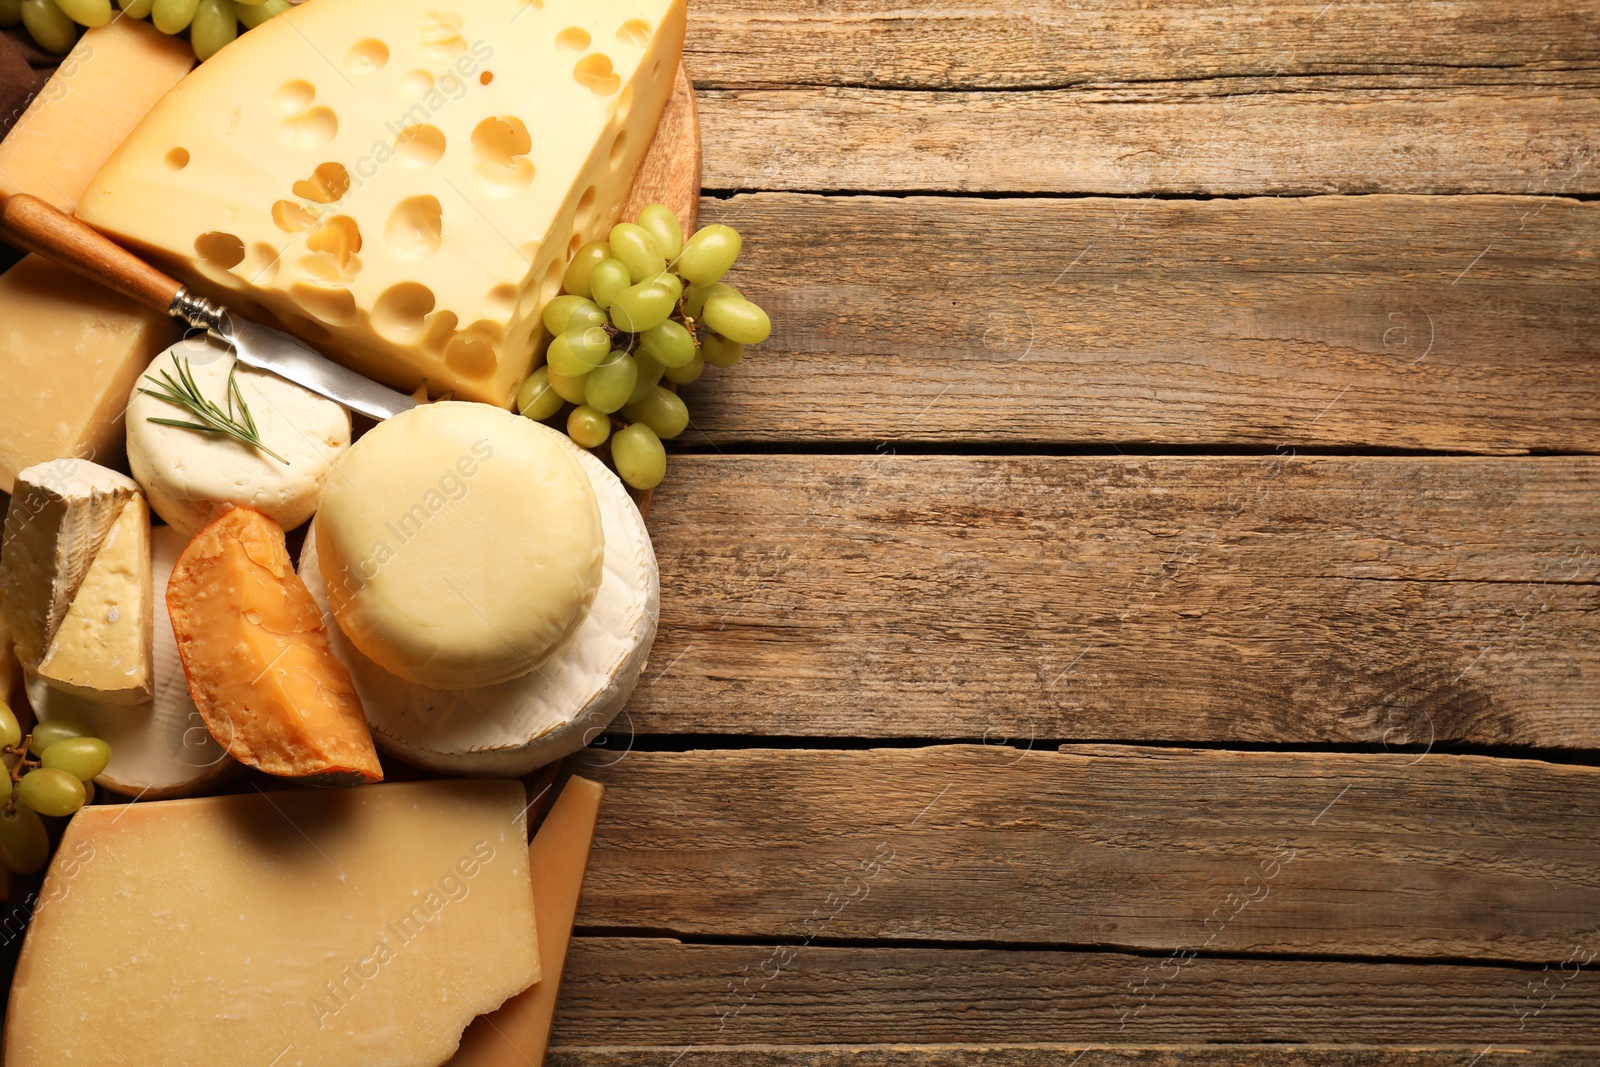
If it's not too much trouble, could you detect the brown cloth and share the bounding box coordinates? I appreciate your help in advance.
[1,27,58,272]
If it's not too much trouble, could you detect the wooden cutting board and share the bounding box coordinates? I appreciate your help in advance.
[618,62,701,520]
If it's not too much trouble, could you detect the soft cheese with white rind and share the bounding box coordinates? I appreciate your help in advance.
[0,460,140,670]
[4,780,539,1067]
[77,0,688,407]
[128,339,352,537]
[27,525,239,798]
[315,402,604,690]
[35,495,153,705]
[301,428,658,775]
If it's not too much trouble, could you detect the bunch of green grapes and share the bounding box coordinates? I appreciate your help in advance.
[0,0,289,60]
[516,204,771,492]
[0,700,111,874]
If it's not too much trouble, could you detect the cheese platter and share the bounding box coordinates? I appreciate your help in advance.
[0,0,758,1061]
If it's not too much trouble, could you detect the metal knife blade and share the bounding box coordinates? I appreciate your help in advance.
[216,314,419,422]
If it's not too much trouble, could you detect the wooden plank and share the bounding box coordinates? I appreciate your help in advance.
[632,456,1600,747]
[685,0,1600,91]
[549,938,1600,1048]
[683,194,1600,451]
[698,87,1599,195]
[573,746,1600,962]
[553,1049,1598,1067]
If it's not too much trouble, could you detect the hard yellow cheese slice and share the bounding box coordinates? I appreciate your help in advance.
[77,0,688,407]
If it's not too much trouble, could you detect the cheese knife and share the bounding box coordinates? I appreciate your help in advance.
[0,193,419,421]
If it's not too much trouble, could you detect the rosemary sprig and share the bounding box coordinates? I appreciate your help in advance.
[139,356,289,464]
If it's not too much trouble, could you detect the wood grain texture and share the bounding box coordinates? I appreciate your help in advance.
[684,0,1600,91]
[698,87,1600,195]
[552,1049,1598,1067]
[679,193,1600,451]
[631,455,1600,747]
[549,938,1600,1048]
[573,746,1600,962]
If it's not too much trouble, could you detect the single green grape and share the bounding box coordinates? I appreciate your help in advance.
[655,271,684,305]
[585,353,639,414]
[40,737,111,781]
[703,333,746,369]
[674,224,742,286]
[608,279,676,333]
[664,349,705,385]
[150,0,199,33]
[622,386,690,440]
[547,365,590,405]
[629,351,666,404]
[83,779,95,805]
[636,204,684,260]
[117,0,153,14]
[29,720,91,757]
[0,806,48,874]
[684,281,742,319]
[608,223,665,282]
[640,319,697,369]
[53,0,109,26]
[567,405,611,449]
[562,241,612,299]
[612,423,667,491]
[543,295,607,336]
[0,700,22,750]
[703,295,773,345]
[21,0,78,53]
[235,0,286,28]
[517,368,564,421]
[18,768,87,818]
[546,326,612,377]
[189,0,237,60]
[589,258,632,310]
[0,0,22,26]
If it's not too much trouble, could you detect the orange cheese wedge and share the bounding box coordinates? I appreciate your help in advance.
[167,508,381,784]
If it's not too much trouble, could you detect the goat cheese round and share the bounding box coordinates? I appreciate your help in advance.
[126,339,351,537]
[300,431,658,775]
[314,402,603,690]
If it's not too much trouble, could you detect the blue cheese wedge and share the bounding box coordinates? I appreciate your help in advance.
[300,426,658,775]
[126,339,352,537]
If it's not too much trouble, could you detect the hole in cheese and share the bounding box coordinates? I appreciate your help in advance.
[278,106,339,151]
[373,282,438,343]
[194,231,246,270]
[293,162,351,204]
[421,11,467,57]
[479,70,494,85]
[566,233,582,261]
[306,215,363,272]
[394,124,446,168]
[420,310,458,356]
[574,53,621,96]
[471,116,535,197]
[346,38,389,75]
[403,69,434,96]
[574,184,597,229]
[385,195,443,260]
[243,243,281,285]
[446,323,501,378]
[618,19,652,46]
[271,200,316,233]
[291,283,358,326]
[556,27,590,53]
[609,127,628,168]
[273,79,315,115]
[165,147,190,171]
[485,283,517,319]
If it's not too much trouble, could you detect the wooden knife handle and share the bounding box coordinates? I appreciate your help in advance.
[0,193,182,314]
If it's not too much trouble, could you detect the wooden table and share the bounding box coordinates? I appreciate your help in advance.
[547,3,1600,1064]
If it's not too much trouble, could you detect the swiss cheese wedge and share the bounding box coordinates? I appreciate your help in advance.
[167,507,381,783]
[77,0,688,406]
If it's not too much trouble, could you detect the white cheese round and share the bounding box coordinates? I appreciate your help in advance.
[26,525,240,799]
[313,402,604,690]
[299,433,658,775]
[127,338,352,537]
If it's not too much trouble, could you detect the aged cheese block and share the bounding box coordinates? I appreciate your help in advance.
[4,780,541,1067]
[0,256,180,494]
[35,493,153,704]
[314,403,604,691]
[25,525,239,799]
[168,507,381,783]
[450,775,604,1066]
[127,339,352,536]
[77,0,688,406]
[0,18,193,213]
[301,422,656,775]
[0,460,140,669]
